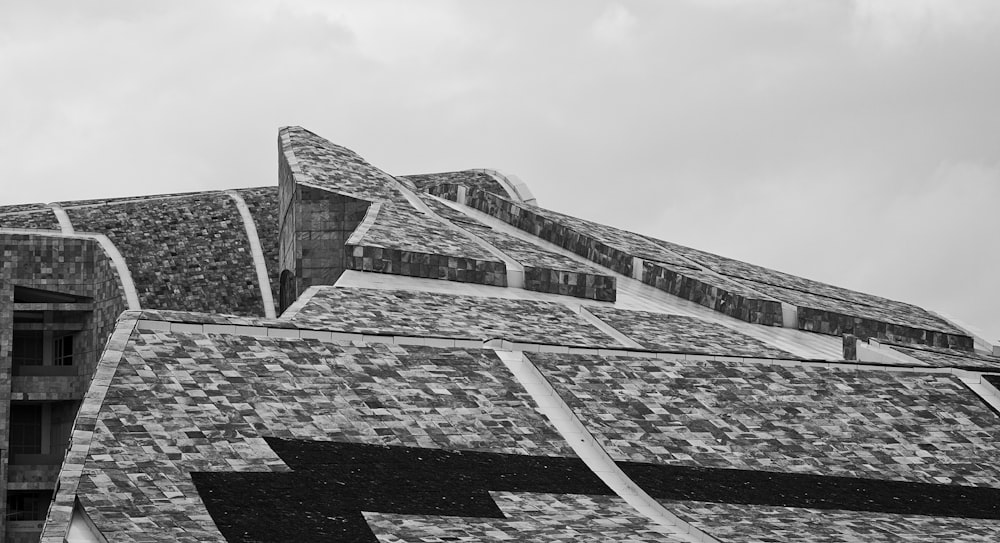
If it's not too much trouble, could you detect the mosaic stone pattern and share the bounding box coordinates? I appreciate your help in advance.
[653,239,969,344]
[743,277,970,347]
[280,126,401,203]
[236,187,280,312]
[66,193,264,316]
[290,287,619,347]
[67,329,572,541]
[440,187,693,274]
[367,492,687,543]
[531,353,1000,486]
[513,197,698,271]
[0,203,49,214]
[55,192,213,209]
[356,201,501,262]
[661,239,958,329]
[0,210,59,230]
[889,344,1000,370]
[643,260,783,326]
[419,195,616,300]
[663,500,1000,543]
[1,232,127,387]
[402,170,507,198]
[347,244,508,287]
[585,306,797,358]
[197,440,607,543]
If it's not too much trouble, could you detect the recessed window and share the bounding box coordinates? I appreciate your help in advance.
[54,334,74,366]
[10,404,42,455]
[12,333,43,367]
[6,490,53,521]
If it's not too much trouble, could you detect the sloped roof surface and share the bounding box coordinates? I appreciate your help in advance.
[37,127,999,543]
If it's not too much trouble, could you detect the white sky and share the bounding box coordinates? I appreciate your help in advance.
[2,0,998,342]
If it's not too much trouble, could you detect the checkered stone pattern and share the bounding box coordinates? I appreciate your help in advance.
[66,193,264,316]
[73,330,571,541]
[531,353,1000,486]
[889,344,1000,370]
[280,126,401,203]
[237,186,280,312]
[402,170,507,198]
[366,492,689,543]
[662,500,1000,543]
[291,287,619,347]
[585,306,797,358]
[0,210,59,230]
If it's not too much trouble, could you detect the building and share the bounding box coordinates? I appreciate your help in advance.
[0,126,996,542]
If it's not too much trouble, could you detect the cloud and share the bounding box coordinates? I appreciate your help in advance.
[591,3,638,46]
[850,0,1000,51]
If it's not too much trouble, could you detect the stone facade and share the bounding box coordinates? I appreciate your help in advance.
[0,232,127,542]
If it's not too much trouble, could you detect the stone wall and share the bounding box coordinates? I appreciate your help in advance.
[642,261,784,326]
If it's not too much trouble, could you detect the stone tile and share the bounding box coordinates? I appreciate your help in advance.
[289,286,619,347]
[66,193,264,316]
[663,500,1000,542]
[586,306,797,358]
[367,492,688,542]
[532,352,1000,487]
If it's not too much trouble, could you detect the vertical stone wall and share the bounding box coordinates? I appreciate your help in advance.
[798,308,974,350]
[642,261,784,326]
[0,233,128,543]
[278,145,372,311]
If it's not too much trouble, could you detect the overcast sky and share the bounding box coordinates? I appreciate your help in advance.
[2,0,998,342]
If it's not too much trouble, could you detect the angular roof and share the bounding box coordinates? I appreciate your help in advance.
[29,128,1000,542]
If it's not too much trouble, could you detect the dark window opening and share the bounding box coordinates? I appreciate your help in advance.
[279,270,297,314]
[54,334,74,366]
[12,286,86,304]
[12,333,44,367]
[10,404,42,455]
[6,490,53,521]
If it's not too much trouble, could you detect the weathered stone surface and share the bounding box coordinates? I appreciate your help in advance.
[888,343,1000,370]
[586,306,796,358]
[532,352,1000,487]
[66,193,264,316]
[0,210,59,230]
[663,500,1000,542]
[402,170,507,198]
[291,287,619,347]
[367,492,688,543]
[65,328,573,540]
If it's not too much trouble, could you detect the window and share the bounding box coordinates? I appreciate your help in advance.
[6,490,53,521]
[9,405,42,455]
[12,333,43,367]
[54,334,74,366]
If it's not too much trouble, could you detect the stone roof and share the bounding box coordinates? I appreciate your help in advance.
[30,127,999,543]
